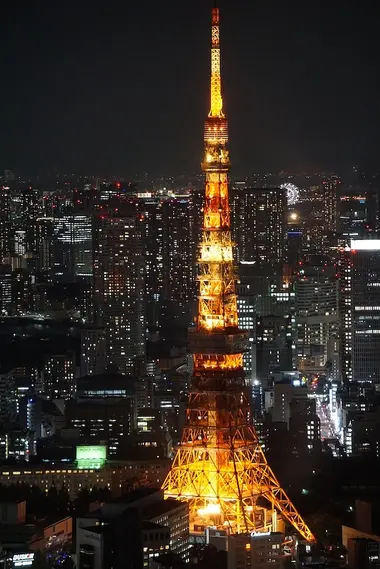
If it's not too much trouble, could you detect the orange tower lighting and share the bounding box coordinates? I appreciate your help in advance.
[162,4,315,542]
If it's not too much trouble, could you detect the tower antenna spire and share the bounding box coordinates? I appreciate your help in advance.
[209,2,224,118]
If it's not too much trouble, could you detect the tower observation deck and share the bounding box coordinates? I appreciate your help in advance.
[162,5,315,542]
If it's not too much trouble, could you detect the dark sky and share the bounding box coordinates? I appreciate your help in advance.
[0,0,379,177]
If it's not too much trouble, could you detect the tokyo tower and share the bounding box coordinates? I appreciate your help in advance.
[162,4,315,542]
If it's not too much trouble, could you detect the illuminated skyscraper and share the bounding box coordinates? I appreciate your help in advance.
[232,186,287,270]
[0,185,11,262]
[93,209,145,374]
[339,239,380,384]
[0,264,12,314]
[162,5,314,541]
[21,187,40,255]
[35,217,54,275]
[162,198,196,327]
[140,198,164,329]
[53,213,93,279]
[322,176,340,234]
[43,353,76,399]
[139,195,197,330]
[304,177,340,258]
[295,265,339,374]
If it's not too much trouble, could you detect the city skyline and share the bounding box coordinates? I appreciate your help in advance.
[1,0,379,177]
[2,2,380,566]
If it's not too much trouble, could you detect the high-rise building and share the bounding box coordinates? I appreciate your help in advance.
[80,328,107,376]
[237,265,296,396]
[338,192,367,234]
[0,264,12,314]
[236,282,255,384]
[140,195,197,330]
[141,198,164,329]
[162,198,196,327]
[21,187,40,255]
[35,217,54,275]
[93,209,145,374]
[256,314,293,386]
[162,5,313,542]
[11,268,33,313]
[304,177,340,258]
[232,186,287,271]
[53,213,93,280]
[339,239,380,384]
[233,187,289,388]
[0,185,11,262]
[42,353,77,399]
[66,383,133,457]
[295,265,339,373]
[322,177,340,234]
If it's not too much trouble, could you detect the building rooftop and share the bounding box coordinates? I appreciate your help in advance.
[81,488,162,520]
[77,372,135,395]
[143,498,186,519]
[142,521,168,531]
[82,524,109,535]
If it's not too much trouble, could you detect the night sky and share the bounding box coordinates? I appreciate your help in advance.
[0,0,378,177]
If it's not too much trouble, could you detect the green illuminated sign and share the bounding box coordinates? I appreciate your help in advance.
[76,445,107,469]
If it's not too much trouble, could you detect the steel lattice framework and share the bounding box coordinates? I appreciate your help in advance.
[162,5,315,543]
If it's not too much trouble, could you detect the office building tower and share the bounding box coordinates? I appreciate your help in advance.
[135,360,156,412]
[236,282,255,384]
[72,275,94,321]
[14,229,26,257]
[141,198,164,329]
[0,264,12,314]
[66,389,133,457]
[135,408,173,458]
[240,266,296,390]
[141,195,197,330]
[304,177,340,258]
[35,217,54,275]
[0,428,28,461]
[232,186,287,270]
[295,265,339,373]
[21,187,40,254]
[42,353,77,399]
[75,371,134,400]
[308,177,340,234]
[11,268,33,313]
[302,222,330,259]
[93,209,145,374]
[80,328,107,376]
[0,372,16,424]
[53,213,93,280]
[162,197,196,327]
[256,314,293,386]
[0,185,11,262]
[322,176,340,233]
[338,191,367,234]
[287,221,303,274]
[339,239,380,384]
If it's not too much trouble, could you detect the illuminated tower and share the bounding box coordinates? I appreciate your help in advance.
[162,5,314,541]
